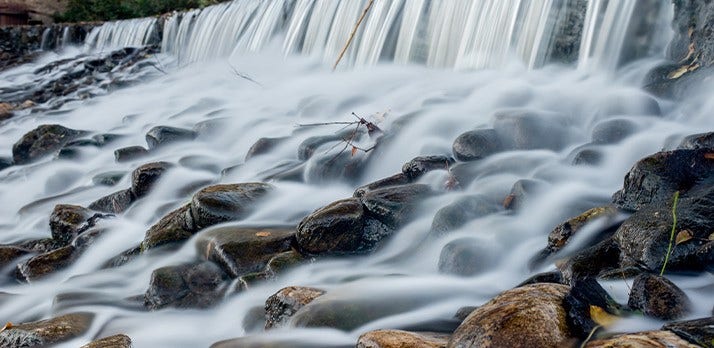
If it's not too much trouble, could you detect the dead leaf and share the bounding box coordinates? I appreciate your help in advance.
[255,231,271,237]
[704,153,714,160]
[589,305,618,327]
[675,230,693,245]
[351,146,358,156]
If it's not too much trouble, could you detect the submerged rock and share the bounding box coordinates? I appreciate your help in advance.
[438,238,493,276]
[401,155,455,180]
[452,128,502,162]
[584,330,699,348]
[265,286,325,329]
[544,205,619,255]
[144,261,228,310]
[358,330,450,348]
[114,146,149,162]
[448,283,574,348]
[591,118,638,144]
[663,317,714,347]
[628,273,690,320]
[246,137,287,160]
[0,246,31,269]
[131,161,172,197]
[49,204,105,245]
[0,312,93,347]
[430,195,500,236]
[88,189,134,214]
[80,334,132,348]
[16,245,76,281]
[145,126,197,150]
[12,124,85,164]
[492,110,571,151]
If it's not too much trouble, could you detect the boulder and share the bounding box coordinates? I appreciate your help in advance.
[430,195,500,236]
[545,206,619,255]
[131,161,172,197]
[49,204,103,245]
[141,204,194,250]
[0,246,31,269]
[246,137,287,160]
[265,286,325,329]
[80,334,132,348]
[492,110,570,151]
[558,238,622,282]
[114,146,149,162]
[190,183,273,229]
[265,250,306,276]
[145,126,197,150]
[628,273,690,320]
[678,132,714,150]
[503,179,548,211]
[0,312,93,347]
[195,225,295,277]
[92,171,126,186]
[354,173,411,198]
[591,118,638,144]
[88,189,134,214]
[358,330,449,348]
[438,238,493,276]
[144,261,228,310]
[452,128,502,162]
[12,124,85,164]
[401,155,455,180]
[584,330,699,348]
[449,283,574,348]
[663,317,714,348]
[361,184,433,229]
[0,157,13,171]
[16,245,77,281]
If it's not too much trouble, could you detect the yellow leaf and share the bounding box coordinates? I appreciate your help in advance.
[589,305,618,327]
[255,231,271,237]
[675,230,693,245]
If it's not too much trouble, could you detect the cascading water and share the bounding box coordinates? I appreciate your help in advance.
[1,0,712,347]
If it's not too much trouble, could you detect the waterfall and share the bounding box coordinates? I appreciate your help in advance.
[82,0,670,69]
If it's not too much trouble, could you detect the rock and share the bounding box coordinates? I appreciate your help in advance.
[190,183,274,229]
[628,273,690,320]
[0,312,93,347]
[145,126,197,150]
[558,238,622,282]
[144,261,228,310]
[265,286,325,329]
[243,306,267,333]
[114,146,149,162]
[678,132,714,150]
[265,250,305,276]
[438,238,492,276]
[354,173,411,198]
[361,184,433,229]
[448,283,574,348]
[131,161,172,197]
[454,307,478,322]
[0,102,13,120]
[0,157,13,171]
[234,272,271,292]
[663,317,714,348]
[430,195,500,236]
[80,334,132,348]
[584,330,699,348]
[92,171,126,186]
[612,149,714,211]
[545,206,619,255]
[210,335,345,348]
[518,271,564,287]
[16,245,77,281]
[246,137,286,160]
[102,246,141,269]
[298,134,344,160]
[452,128,502,162]
[358,330,450,348]
[141,204,194,250]
[503,179,548,210]
[0,246,31,268]
[402,155,455,180]
[492,110,570,151]
[195,225,295,277]
[563,278,624,338]
[591,118,638,144]
[304,150,366,184]
[88,189,135,214]
[12,124,85,164]
[49,204,103,245]
[295,198,391,256]
[570,146,604,166]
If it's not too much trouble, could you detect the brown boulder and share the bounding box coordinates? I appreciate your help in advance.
[358,330,449,348]
[585,330,698,347]
[265,286,325,329]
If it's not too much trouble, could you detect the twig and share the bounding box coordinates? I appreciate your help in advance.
[580,325,601,348]
[660,191,680,276]
[296,121,357,127]
[332,0,375,71]
[229,64,262,87]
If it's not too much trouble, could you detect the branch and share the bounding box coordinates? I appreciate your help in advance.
[332,0,375,71]
[229,64,262,87]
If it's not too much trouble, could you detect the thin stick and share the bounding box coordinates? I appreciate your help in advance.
[580,325,601,348]
[332,0,375,71]
[660,191,680,276]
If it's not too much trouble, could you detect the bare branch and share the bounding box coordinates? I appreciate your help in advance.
[332,0,375,71]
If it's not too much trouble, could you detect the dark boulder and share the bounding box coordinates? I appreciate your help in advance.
[195,225,295,278]
[145,126,197,150]
[49,204,105,245]
[558,238,622,282]
[15,245,77,282]
[628,273,690,320]
[361,184,433,229]
[131,161,172,197]
[452,128,502,162]
[80,334,132,348]
[141,204,194,250]
[265,286,325,329]
[402,155,455,180]
[354,173,410,198]
[12,124,85,164]
[114,146,149,163]
[543,205,619,256]
[438,238,493,276]
[678,132,714,150]
[0,246,31,269]
[88,189,134,214]
[265,250,306,276]
[0,312,93,347]
[144,261,228,310]
[430,195,500,236]
[190,183,273,229]
[563,278,624,338]
[246,137,287,160]
[0,157,13,171]
[591,118,638,144]
[663,317,714,348]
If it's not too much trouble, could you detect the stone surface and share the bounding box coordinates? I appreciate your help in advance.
[401,155,454,180]
[265,286,325,329]
[190,183,273,229]
[12,124,85,164]
[141,204,194,250]
[663,316,714,348]
[144,261,228,310]
[438,238,492,276]
[430,195,500,236]
[49,204,99,245]
[354,173,411,198]
[145,126,197,150]
[492,110,570,151]
[114,146,149,163]
[246,137,286,160]
[195,225,295,278]
[80,334,132,348]
[0,312,93,347]
[452,128,502,162]
[357,330,450,348]
[16,245,76,281]
[545,205,619,254]
[0,246,30,269]
[448,283,573,348]
[591,118,638,144]
[361,184,433,229]
[628,273,690,320]
[88,189,134,214]
[585,330,699,348]
[131,161,172,197]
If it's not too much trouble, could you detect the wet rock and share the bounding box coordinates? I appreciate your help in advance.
[361,184,433,229]
[0,312,93,347]
[114,146,149,162]
[454,306,478,322]
[190,183,274,229]
[448,283,574,348]
[92,171,126,186]
[402,155,455,180]
[663,317,714,348]
[298,134,344,160]
[49,204,103,245]
[235,272,271,292]
[503,179,548,210]
[493,110,570,151]
[584,330,699,348]
[0,102,13,120]
[452,128,502,162]
[144,261,228,310]
[570,146,603,166]
[358,330,450,348]
[518,271,564,287]
[16,245,77,281]
[354,173,411,198]
[80,334,132,348]
[243,306,267,333]
[591,118,638,144]
[295,198,391,256]
[145,126,197,150]
[195,225,295,278]
[612,149,714,211]
[545,206,619,255]
[0,157,13,171]
[265,250,306,276]
[430,195,500,236]
[678,132,714,150]
[0,246,31,269]
[102,246,141,269]
[558,238,622,282]
[628,273,690,320]
[88,189,134,214]
[265,286,325,329]
[246,137,286,160]
[12,124,85,164]
[210,335,346,348]
[131,161,172,197]
[563,277,624,338]
[304,150,366,184]
[141,204,194,250]
[438,238,492,276]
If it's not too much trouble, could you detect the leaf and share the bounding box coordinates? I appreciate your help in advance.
[255,231,271,237]
[709,232,714,241]
[0,322,13,333]
[589,305,618,327]
[351,146,358,157]
[704,153,714,160]
[675,230,693,245]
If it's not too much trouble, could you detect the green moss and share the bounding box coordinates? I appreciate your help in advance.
[55,0,226,23]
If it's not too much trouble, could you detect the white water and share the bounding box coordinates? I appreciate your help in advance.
[1,0,713,347]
